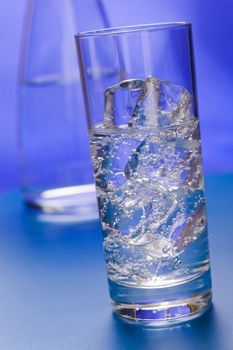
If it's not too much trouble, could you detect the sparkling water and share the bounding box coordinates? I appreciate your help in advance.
[89,76,211,324]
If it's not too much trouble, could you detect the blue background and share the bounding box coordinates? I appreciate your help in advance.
[0,0,232,192]
[0,2,233,349]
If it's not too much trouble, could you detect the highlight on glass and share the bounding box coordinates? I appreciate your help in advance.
[75,22,212,326]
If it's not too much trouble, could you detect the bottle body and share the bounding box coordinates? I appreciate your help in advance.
[18,0,109,218]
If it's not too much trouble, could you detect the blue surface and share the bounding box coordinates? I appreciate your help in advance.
[0,0,233,193]
[0,174,232,349]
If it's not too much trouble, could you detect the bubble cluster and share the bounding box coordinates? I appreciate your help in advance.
[89,76,208,287]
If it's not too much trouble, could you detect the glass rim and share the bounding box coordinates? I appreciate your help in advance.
[75,22,191,39]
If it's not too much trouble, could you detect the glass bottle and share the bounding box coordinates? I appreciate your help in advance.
[18,0,110,220]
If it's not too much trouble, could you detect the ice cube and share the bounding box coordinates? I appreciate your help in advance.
[128,182,177,245]
[160,82,192,123]
[165,205,206,254]
[99,179,176,243]
[124,137,148,179]
[145,236,177,260]
[124,133,202,189]
[129,76,160,128]
[183,153,204,189]
[90,133,141,190]
[104,79,144,128]
[165,189,206,253]
[176,205,206,252]
[128,76,195,134]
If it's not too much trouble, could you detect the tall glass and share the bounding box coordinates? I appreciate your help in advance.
[76,23,212,325]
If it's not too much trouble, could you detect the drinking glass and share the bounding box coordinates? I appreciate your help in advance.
[76,23,212,325]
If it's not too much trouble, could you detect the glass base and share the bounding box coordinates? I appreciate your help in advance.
[112,290,212,326]
[23,184,99,222]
